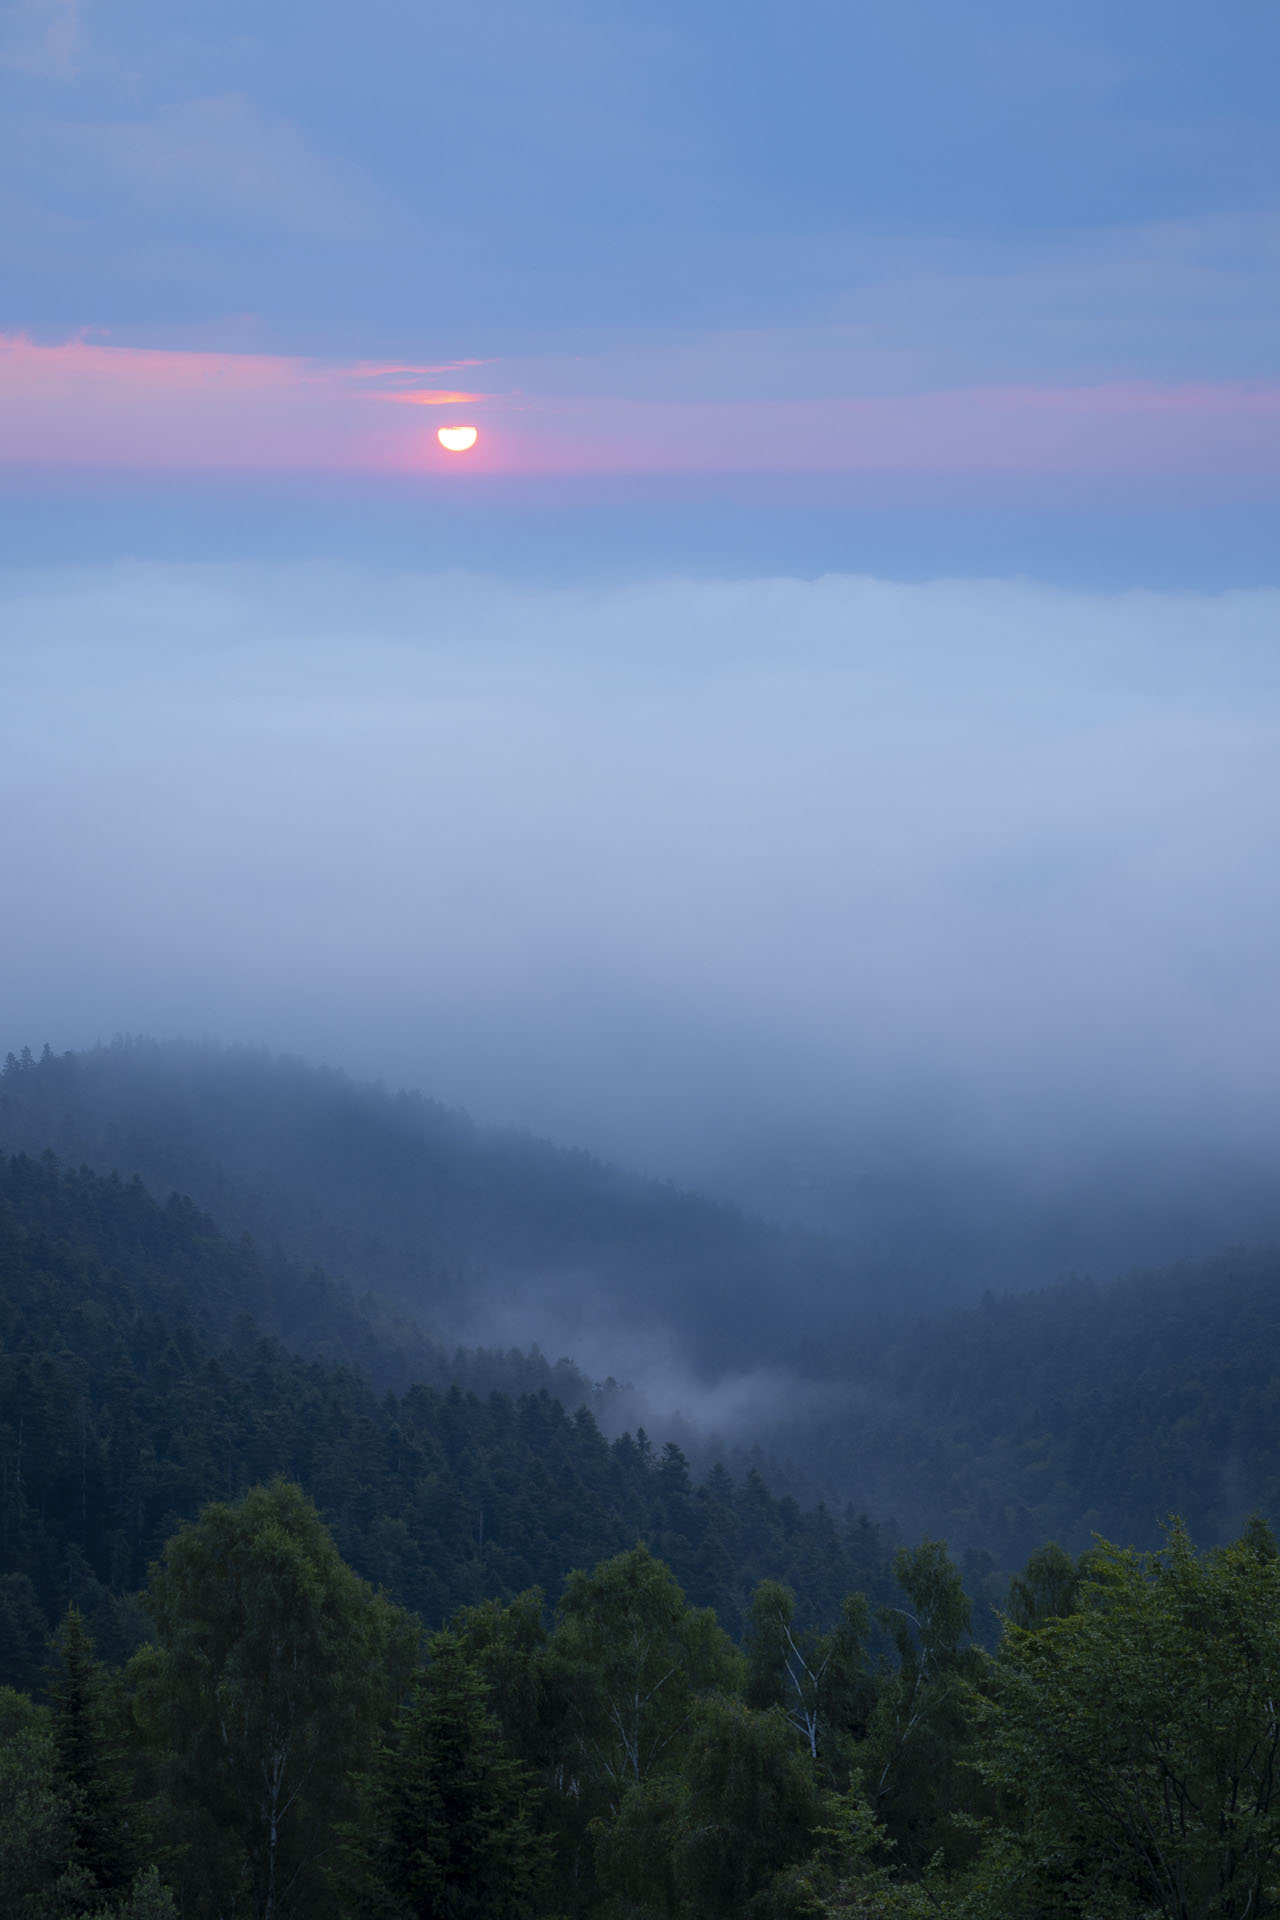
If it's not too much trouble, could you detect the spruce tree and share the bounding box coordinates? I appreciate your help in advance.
[359,1631,548,1920]
[48,1606,136,1900]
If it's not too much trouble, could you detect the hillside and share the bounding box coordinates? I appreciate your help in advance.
[0,1147,891,1684]
[0,1040,880,1372]
[753,1249,1280,1575]
[8,1040,1280,1591]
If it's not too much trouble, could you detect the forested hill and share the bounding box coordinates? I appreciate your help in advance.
[0,1040,880,1365]
[0,1148,890,1685]
[8,1042,1280,1592]
[766,1248,1280,1573]
[0,1137,593,1401]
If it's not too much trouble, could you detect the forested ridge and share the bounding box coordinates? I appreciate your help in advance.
[0,1040,875,1365]
[9,1041,1280,1598]
[772,1249,1280,1572]
[0,1148,888,1678]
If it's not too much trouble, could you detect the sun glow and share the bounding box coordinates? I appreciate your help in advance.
[437,425,479,452]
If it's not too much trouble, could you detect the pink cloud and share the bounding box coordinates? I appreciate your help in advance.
[379,389,490,407]
[0,335,492,469]
[1,335,1277,481]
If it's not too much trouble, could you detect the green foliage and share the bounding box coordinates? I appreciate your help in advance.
[866,1541,988,1875]
[16,1036,1280,1587]
[353,1629,549,1920]
[674,1698,823,1919]
[91,1866,180,1920]
[0,1684,74,1919]
[803,1783,950,1919]
[547,1545,740,1916]
[555,1544,741,1809]
[747,1579,871,1780]
[975,1519,1280,1919]
[1004,1540,1083,1629]
[49,1606,138,1899]
[0,1573,50,1692]
[28,1474,1280,1920]
[0,1675,180,1920]
[792,1256,1280,1570]
[452,1588,567,1779]
[131,1479,418,1920]
[594,1769,691,1920]
[594,1699,825,1920]
[0,1037,862,1376]
[23,1046,1280,1917]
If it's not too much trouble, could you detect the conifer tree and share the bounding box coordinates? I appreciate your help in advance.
[49,1606,136,1900]
[0,1574,51,1695]
[357,1630,548,1920]
[0,1685,74,1919]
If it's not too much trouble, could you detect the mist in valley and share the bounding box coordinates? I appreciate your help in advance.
[6,559,1280,1244]
[4,557,1280,1549]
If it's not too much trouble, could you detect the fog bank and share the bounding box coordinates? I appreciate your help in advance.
[4,560,1280,1264]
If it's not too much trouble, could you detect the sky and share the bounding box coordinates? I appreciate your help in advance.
[4,1,1280,1259]
[3,0,1278,579]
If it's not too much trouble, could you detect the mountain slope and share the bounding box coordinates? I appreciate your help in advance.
[759,1250,1280,1574]
[9,1040,1280,1593]
[0,1147,891,1683]
[0,1039,875,1369]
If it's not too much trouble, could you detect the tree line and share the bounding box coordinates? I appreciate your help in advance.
[6,1479,1280,1920]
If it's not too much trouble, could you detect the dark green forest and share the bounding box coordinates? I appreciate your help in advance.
[771,1248,1280,1571]
[6,1039,1280,1916]
[0,1148,888,1672]
[6,1042,1280,1573]
[10,1475,1280,1917]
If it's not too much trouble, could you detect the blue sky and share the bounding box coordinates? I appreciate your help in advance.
[3,0,1277,579]
[6,1,1278,350]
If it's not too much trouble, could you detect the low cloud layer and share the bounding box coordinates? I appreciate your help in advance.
[4,561,1280,1227]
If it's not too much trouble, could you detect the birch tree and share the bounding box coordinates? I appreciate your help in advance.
[552,1543,739,1814]
[746,1580,870,1774]
[132,1479,416,1920]
[977,1519,1280,1920]
[865,1539,985,1874]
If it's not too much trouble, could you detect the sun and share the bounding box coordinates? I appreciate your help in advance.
[437,425,478,453]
